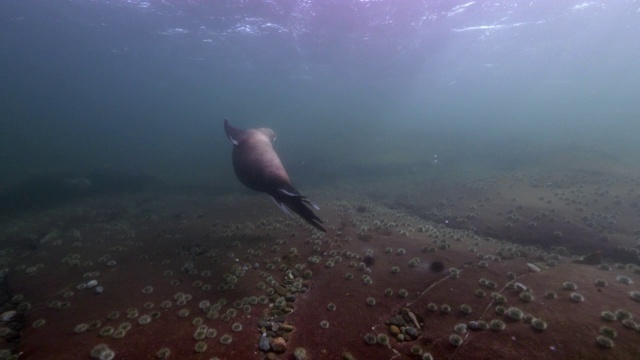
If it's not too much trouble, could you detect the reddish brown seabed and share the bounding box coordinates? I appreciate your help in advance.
[2,156,640,360]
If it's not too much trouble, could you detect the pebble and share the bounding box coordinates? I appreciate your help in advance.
[388,315,407,327]
[86,280,98,288]
[404,326,419,339]
[271,337,287,353]
[258,319,270,328]
[94,286,104,294]
[389,325,400,335]
[279,324,295,332]
[259,335,270,352]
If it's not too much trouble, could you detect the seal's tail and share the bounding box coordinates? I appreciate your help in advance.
[270,185,326,232]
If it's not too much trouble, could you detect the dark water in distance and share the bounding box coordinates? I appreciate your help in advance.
[1,0,639,190]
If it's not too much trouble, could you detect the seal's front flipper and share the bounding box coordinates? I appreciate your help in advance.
[224,119,246,145]
[271,185,326,232]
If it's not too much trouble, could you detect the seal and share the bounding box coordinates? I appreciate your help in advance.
[224,119,325,232]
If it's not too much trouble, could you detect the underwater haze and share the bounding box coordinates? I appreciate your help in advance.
[1,0,640,188]
[4,2,640,360]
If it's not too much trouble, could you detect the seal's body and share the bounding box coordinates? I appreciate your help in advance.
[224,119,325,232]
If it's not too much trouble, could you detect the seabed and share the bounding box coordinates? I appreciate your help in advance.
[1,156,639,360]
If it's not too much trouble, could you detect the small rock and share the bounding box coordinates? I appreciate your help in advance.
[259,335,270,352]
[94,286,104,294]
[258,319,270,328]
[271,337,287,353]
[279,324,295,332]
[404,326,419,339]
[389,325,400,335]
[388,315,407,327]
[86,280,98,288]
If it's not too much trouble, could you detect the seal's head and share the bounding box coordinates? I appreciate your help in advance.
[224,120,275,145]
[256,128,276,142]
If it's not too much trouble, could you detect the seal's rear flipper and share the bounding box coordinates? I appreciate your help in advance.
[271,185,326,232]
[271,196,292,216]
